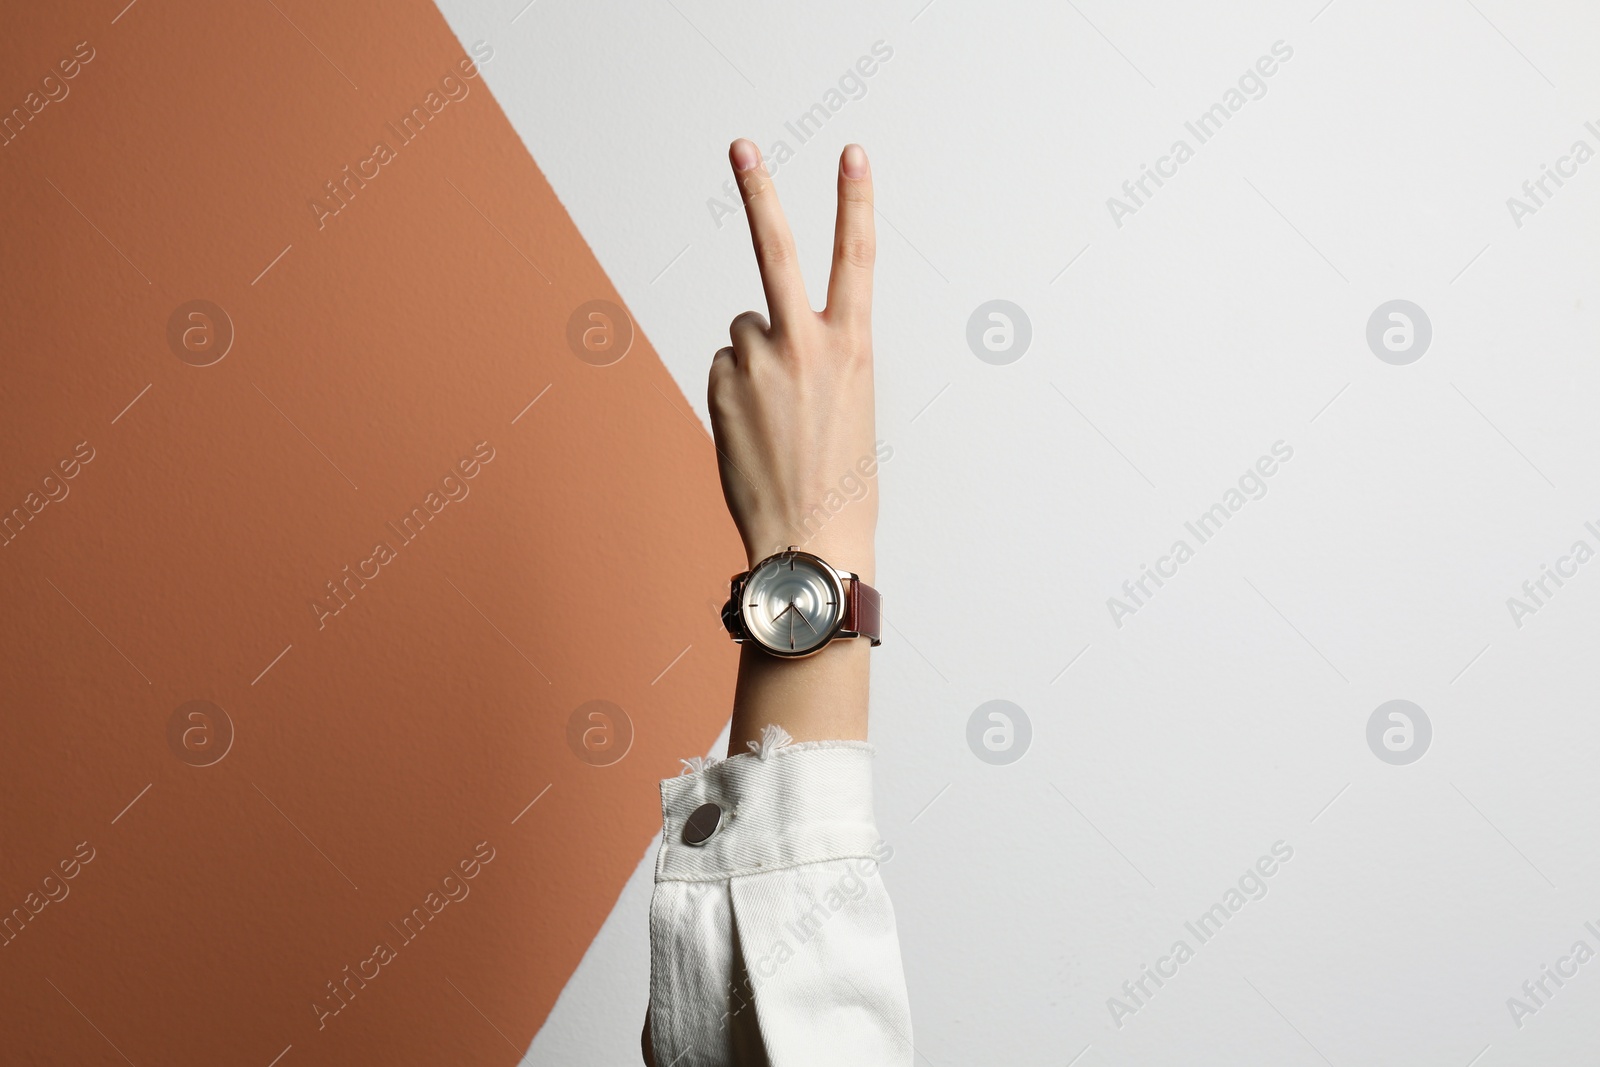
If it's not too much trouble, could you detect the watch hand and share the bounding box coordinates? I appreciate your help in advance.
[772,599,819,632]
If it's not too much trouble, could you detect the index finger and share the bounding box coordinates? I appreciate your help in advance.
[730,139,811,327]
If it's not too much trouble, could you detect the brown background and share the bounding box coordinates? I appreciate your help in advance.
[0,1,738,1063]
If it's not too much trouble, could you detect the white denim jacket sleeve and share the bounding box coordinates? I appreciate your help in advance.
[648,725,913,1067]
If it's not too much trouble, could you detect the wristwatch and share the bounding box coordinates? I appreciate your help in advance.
[721,548,881,658]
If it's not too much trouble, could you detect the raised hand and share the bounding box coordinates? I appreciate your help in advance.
[708,139,880,585]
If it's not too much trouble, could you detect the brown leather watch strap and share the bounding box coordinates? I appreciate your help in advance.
[720,575,746,640]
[843,577,881,646]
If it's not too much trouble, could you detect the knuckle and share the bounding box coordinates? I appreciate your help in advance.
[837,234,875,269]
[768,330,806,363]
[842,182,873,206]
[747,348,784,382]
[826,322,871,361]
[755,235,796,267]
[740,172,773,202]
[707,356,734,399]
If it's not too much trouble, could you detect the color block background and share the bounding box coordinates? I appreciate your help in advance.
[436,0,1600,1064]
[6,0,1600,1065]
[0,1,739,1064]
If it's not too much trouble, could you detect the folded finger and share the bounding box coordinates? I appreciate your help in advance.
[729,310,769,351]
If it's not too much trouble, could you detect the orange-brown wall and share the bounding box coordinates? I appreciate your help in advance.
[0,2,738,1063]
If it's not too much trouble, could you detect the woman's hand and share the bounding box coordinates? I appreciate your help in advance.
[644,140,885,1065]
[708,139,881,751]
[709,139,878,584]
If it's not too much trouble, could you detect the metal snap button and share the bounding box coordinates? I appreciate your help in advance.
[682,802,723,846]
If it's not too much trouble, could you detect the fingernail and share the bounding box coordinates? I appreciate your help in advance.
[841,144,868,179]
[730,138,760,172]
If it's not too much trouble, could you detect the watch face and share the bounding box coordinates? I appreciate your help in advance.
[740,551,846,656]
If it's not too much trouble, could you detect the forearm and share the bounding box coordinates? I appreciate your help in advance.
[726,508,875,749]
[729,621,871,751]
[644,138,908,1066]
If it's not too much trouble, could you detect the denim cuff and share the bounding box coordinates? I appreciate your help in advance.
[656,732,881,883]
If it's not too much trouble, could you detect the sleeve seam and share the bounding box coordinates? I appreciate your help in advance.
[656,849,887,883]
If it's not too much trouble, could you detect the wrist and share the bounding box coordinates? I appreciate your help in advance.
[745,536,874,585]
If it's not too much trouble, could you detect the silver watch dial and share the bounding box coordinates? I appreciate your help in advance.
[740,551,846,656]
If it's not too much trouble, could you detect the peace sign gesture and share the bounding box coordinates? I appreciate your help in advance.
[708,139,881,584]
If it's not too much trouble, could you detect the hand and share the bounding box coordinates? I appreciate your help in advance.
[708,139,878,583]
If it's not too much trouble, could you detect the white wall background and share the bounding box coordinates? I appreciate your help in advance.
[437,1,1600,1062]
